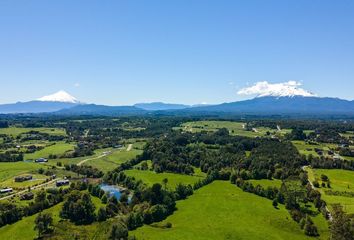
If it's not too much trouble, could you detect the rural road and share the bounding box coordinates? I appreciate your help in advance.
[0,178,58,201]
[302,166,333,221]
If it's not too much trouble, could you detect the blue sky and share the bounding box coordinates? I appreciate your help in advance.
[0,0,353,105]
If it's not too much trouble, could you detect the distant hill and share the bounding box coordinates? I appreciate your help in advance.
[0,101,78,114]
[56,104,146,116]
[134,102,190,111]
[188,96,354,115]
[1,90,354,116]
[0,91,80,114]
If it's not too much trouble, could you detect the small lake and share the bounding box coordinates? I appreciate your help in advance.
[99,184,129,200]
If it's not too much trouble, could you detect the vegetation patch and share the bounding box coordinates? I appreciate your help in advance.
[132,181,327,240]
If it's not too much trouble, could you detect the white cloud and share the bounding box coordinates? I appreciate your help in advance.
[237,81,316,97]
[74,83,80,88]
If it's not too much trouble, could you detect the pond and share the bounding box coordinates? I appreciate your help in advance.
[99,184,130,200]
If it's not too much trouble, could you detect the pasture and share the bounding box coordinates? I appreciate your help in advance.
[132,181,328,240]
[124,169,204,189]
[0,162,44,182]
[0,127,66,137]
[24,142,75,160]
[292,141,337,157]
[306,167,354,214]
[83,148,143,172]
[248,179,282,188]
[0,194,107,240]
[0,173,48,189]
[175,120,291,138]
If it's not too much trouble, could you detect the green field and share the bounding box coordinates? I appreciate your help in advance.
[124,169,204,190]
[44,148,112,167]
[0,162,44,183]
[292,141,337,157]
[248,179,282,188]
[83,148,143,172]
[306,167,354,214]
[0,194,107,240]
[0,173,48,189]
[24,142,75,160]
[175,121,292,139]
[0,127,67,137]
[132,181,328,240]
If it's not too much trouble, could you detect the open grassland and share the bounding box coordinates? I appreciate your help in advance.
[292,141,337,157]
[175,121,290,138]
[83,148,143,172]
[340,131,354,139]
[248,179,282,188]
[0,162,43,183]
[0,127,66,137]
[124,169,204,190]
[24,142,75,160]
[0,195,107,240]
[44,148,112,167]
[306,167,354,214]
[0,173,48,189]
[132,181,328,240]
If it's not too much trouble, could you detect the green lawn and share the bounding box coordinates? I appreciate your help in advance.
[0,127,67,137]
[306,167,354,214]
[24,142,75,160]
[124,169,204,190]
[132,181,328,240]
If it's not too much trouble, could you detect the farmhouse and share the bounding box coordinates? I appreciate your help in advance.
[14,175,33,182]
[0,188,13,194]
[56,179,70,187]
[20,192,34,200]
[35,157,48,163]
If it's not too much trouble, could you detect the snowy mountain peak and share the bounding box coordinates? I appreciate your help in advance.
[237,81,317,98]
[37,90,79,103]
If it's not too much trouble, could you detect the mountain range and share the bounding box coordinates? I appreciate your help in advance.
[0,91,353,116]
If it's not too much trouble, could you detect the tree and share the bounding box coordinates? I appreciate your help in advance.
[330,204,354,240]
[97,207,107,222]
[110,221,128,240]
[162,178,168,190]
[272,199,278,208]
[34,213,53,238]
[60,191,96,224]
[303,216,319,236]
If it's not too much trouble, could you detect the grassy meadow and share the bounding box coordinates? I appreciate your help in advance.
[292,141,337,157]
[306,167,354,214]
[0,127,66,137]
[124,169,204,190]
[0,194,108,240]
[175,120,292,138]
[0,162,43,183]
[24,142,75,160]
[82,148,143,172]
[132,181,328,240]
[248,179,282,188]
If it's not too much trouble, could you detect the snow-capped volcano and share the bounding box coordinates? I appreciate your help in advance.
[37,90,79,103]
[237,81,317,98]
